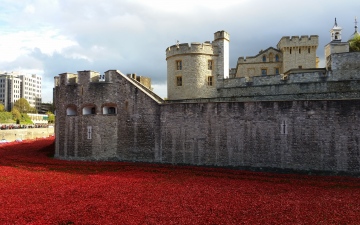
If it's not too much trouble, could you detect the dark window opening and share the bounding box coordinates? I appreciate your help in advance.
[108,107,116,114]
[261,69,267,76]
[207,76,213,86]
[176,76,182,86]
[176,60,182,70]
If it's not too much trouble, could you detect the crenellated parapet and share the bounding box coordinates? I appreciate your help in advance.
[57,72,77,86]
[214,30,230,42]
[277,35,319,49]
[55,70,113,87]
[166,42,215,59]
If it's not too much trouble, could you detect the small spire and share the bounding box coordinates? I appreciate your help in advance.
[355,16,358,33]
[334,17,338,27]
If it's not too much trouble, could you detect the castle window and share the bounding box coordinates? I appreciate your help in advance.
[280,120,288,135]
[308,48,310,53]
[290,48,292,54]
[102,105,117,115]
[299,48,301,54]
[262,55,266,62]
[208,60,213,70]
[82,106,96,115]
[207,76,213,86]
[261,69,267,76]
[275,68,280,75]
[87,126,92,140]
[176,60,182,70]
[176,76,182,86]
[298,66,302,69]
[66,106,77,116]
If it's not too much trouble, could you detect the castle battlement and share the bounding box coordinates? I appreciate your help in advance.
[58,72,78,86]
[166,42,215,59]
[214,30,230,41]
[56,70,112,86]
[277,35,319,48]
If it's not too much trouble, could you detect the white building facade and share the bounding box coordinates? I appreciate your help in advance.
[0,72,42,111]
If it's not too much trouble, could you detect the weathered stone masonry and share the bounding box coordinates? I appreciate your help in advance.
[55,65,360,174]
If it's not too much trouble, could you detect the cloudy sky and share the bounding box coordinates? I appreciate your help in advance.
[0,0,359,103]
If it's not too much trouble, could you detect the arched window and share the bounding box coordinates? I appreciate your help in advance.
[102,105,117,115]
[275,55,279,62]
[66,105,77,116]
[102,103,117,115]
[262,55,266,62]
[82,105,96,115]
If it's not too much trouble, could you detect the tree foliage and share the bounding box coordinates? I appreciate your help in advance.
[0,112,15,123]
[13,98,37,113]
[0,103,5,112]
[349,35,360,52]
[46,111,55,123]
[11,108,21,122]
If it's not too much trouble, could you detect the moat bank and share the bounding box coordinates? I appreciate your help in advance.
[0,127,54,142]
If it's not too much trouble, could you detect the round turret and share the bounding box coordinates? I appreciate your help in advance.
[166,31,229,100]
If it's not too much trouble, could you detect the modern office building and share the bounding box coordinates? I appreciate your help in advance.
[0,72,42,112]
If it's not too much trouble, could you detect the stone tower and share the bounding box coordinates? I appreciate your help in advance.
[325,18,349,70]
[277,35,318,72]
[166,31,230,100]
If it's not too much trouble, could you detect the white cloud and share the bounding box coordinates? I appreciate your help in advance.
[24,5,36,14]
[133,0,246,11]
[0,28,77,62]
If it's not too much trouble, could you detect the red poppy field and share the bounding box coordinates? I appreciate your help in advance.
[0,138,360,224]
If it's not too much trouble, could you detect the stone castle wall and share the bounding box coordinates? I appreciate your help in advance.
[160,100,360,173]
[54,50,360,175]
[54,70,162,161]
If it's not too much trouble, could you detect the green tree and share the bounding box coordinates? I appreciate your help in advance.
[349,35,360,52]
[13,98,37,113]
[0,103,5,112]
[46,111,55,123]
[11,108,21,122]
